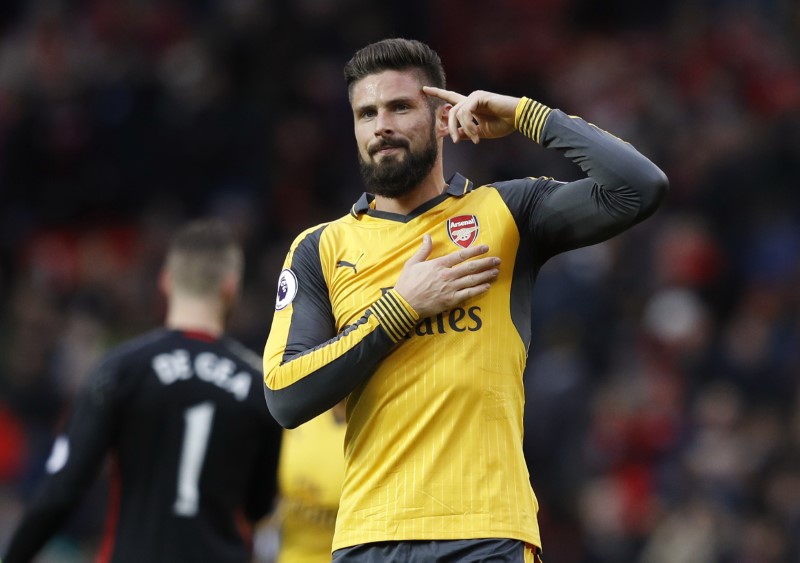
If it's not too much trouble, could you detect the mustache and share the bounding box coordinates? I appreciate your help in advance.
[368,138,409,156]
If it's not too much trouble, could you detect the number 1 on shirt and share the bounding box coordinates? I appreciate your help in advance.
[174,401,215,517]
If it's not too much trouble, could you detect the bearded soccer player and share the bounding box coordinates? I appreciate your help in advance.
[263,38,668,562]
[4,220,282,563]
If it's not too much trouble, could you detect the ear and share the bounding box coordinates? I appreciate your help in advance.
[435,103,452,139]
[158,269,171,297]
[220,273,240,303]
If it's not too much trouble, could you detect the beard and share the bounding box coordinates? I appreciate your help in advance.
[358,129,438,199]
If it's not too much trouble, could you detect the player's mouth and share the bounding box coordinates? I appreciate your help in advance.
[376,147,403,159]
[370,139,409,157]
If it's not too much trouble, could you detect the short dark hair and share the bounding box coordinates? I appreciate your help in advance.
[166,219,243,296]
[344,38,446,100]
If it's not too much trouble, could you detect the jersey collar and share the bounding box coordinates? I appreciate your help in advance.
[177,329,219,342]
[350,173,474,218]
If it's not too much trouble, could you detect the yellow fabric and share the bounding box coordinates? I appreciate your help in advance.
[515,97,552,143]
[276,410,346,563]
[265,186,541,551]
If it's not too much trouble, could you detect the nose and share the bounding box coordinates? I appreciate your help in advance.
[374,109,393,137]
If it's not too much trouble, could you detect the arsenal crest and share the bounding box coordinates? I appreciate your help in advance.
[447,215,479,248]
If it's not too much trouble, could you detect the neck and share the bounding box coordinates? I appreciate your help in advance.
[373,161,447,215]
[164,294,225,337]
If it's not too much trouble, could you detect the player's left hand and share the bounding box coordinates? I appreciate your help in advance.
[423,86,520,144]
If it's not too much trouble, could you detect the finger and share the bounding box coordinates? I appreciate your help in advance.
[449,256,501,278]
[455,99,481,144]
[447,102,463,143]
[449,104,480,144]
[405,234,433,265]
[451,282,492,304]
[451,268,500,291]
[458,110,481,144]
[437,244,490,268]
[422,85,465,105]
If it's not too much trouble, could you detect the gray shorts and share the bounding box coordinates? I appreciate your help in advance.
[332,538,541,562]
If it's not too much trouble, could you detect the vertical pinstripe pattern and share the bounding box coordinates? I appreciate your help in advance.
[277,410,345,562]
[269,101,667,556]
[320,186,541,551]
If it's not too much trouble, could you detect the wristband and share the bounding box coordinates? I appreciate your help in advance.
[515,97,552,144]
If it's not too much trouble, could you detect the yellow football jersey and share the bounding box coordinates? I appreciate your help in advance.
[277,408,346,563]
[264,100,668,552]
[267,176,542,549]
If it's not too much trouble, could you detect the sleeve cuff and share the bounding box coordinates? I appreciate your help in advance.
[515,97,552,144]
[369,289,419,343]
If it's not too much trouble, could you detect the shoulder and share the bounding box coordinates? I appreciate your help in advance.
[81,329,170,403]
[289,213,354,251]
[468,177,566,229]
[286,213,359,268]
[220,337,263,374]
[100,328,171,369]
[483,176,565,205]
[290,222,330,248]
[485,176,562,192]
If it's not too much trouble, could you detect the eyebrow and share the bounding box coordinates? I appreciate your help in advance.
[353,95,420,115]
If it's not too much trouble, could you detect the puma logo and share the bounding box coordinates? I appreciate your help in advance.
[336,253,364,274]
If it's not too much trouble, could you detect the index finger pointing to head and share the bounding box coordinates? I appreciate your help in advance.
[422,85,465,105]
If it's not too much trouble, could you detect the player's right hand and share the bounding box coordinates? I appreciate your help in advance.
[393,234,500,319]
[423,86,520,144]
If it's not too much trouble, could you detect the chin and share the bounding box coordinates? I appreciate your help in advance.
[378,154,407,168]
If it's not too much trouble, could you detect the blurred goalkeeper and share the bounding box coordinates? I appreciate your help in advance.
[4,219,282,563]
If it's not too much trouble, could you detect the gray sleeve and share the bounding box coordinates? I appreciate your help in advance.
[496,108,668,260]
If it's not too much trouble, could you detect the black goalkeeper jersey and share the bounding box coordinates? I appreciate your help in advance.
[4,328,282,563]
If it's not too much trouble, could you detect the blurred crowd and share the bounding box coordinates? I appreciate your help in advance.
[1,0,799,561]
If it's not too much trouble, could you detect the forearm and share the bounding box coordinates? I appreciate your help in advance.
[539,102,667,213]
[516,98,669,251]
[5,354,119,562]
[264,289,417,428]
[244,422,282,521]
[4,460,97,563]
[4,499,74,562]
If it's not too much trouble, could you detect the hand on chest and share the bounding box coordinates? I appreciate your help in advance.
[327,209,515,329]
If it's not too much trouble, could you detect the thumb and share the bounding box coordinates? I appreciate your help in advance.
[406,234,433,265]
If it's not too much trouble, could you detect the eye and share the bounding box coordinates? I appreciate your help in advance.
[359,109,376,120]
